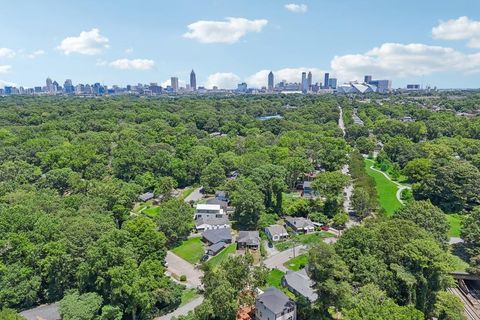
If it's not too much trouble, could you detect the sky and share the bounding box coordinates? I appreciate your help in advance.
[1,0,480,89]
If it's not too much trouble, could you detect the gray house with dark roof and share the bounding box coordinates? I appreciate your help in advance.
[282,269,318,302]
[202,228,232,245]
[255,287,296,320]
[195,216,230,231]
[206,241,227,256]
[265,224,288,242]
[285,216,315,234]
[138,192,154,202]
[236,231,260,250]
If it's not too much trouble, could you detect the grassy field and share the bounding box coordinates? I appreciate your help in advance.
[143,206,160,218]
[284,254,308,271]
[171,237,205,264]
[448,254,470,272]
[206,243,236,267]
[364,159,403,215]
[266,268,285,289]
[275,231,334,251]
[446,214,465,237]
[180,288,199,306]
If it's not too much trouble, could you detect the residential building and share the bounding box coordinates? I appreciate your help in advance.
[268,71,274,92]
[206,198,229,214]
[265,224,288,242]
[138,192,154,202]
[171,77,179,92]
[302,181,315,198]
[206,241,227,256]
[195,216,230,231]
[255,287,296,320]
[190,70,197,91]
[215,190,229,202]
[236,231,260,250]
[202,228,232,245]
[282,269,318,302]
[194,204,225,220]
[285,216,315,234]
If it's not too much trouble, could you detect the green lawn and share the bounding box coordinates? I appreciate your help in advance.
[448,254,469,272]
[364,159,403,215]
[274,231,334,252]
[283,254,308,271]
[171,237,205,264]
[180,288,199,306]
[206,243,236,267]
[266,268,285,289]
[446,214,465,237]
[143,206,160,218]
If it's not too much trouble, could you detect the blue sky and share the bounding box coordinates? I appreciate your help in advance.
[1,0,480,89]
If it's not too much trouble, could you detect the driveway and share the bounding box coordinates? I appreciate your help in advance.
[184,187,204,203]
[449,237,464,245]
[156,296,204,320]
[165,251,203,288]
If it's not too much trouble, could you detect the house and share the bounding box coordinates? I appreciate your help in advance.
[138,192,154,202]
[285,217,315,234]
[302,181,315,198]
[255,287,296,320]
[215,190,229,202]
[202,228,232,245]
[236,231,260,250]
[282,269,318,302]
[206,241,227,256]
[194,204,225,220]
[206,198,229,213]
[265,225,288,242]
[195,216,230,231]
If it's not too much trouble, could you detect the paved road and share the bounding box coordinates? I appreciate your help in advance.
[184,187,204,203]
[156,296,204,320]
[20,303,61,320]
[165,252,203,288]
[263,245,307,272]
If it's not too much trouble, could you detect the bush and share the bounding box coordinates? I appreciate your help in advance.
[180,275,187,282]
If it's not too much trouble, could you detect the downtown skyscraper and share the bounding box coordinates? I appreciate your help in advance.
[190,70,197,91]
[268,71,274,92]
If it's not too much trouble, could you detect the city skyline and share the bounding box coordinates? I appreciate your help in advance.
[1,1,480,89]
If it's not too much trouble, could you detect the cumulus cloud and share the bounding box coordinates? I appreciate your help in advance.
[183,17,268,44]
[331,42,480,82]
[432,16,480,48]
[284,3,308,13]
[0,79,16,87]
[109,58,155,70]
[0,48,15,58]
[246,67,325,88]
[26,49,45,59]
[206,72,241,88]
[57,28,109,55]
[0,65,12,74]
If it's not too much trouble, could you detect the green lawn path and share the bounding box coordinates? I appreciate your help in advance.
[364,159,403,216]
[206,243,236,267]
[446,214,464,237]
[266,268,285,288]
[171,237,204,264]
[180,288,199,306]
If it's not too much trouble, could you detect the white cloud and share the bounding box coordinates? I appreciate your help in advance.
[206,72,241,89]
[183,17,268,44]
[432,16,480,48]
[109,58,155,70]
[284,3,308,13]
[246,67,325,88]
[26,49,45,59]
[0,79,16,87]
[330,42,480,82]
[57,28,109,55]
[0,65,12,74]
[0,48,15,58]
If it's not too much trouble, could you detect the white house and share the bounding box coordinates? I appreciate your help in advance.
[194,204,225,220]
[255,287,296,320]
[195,216,230,231]
[265,224,288,242]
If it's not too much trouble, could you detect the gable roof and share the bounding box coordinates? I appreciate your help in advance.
[196,216,230,227]
[207,241,226,254]
[202,228,232,244]
[236,231,260,246]
[139,192,154,201]
[256,287,295,315]
[285,216,314,229]
[283,269,318,301]
[265,224,288,237]
[206,198,228,210]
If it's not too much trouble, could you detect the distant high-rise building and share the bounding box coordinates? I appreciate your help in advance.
[171,77,179,92]
[369,79,391,93]
[268,71,274,91]
[46,77,53,93]
[324,73,330,89]
[237,82,248,93]
[64,79,74,94]
[301,72,307,92]
[307,71,312,90]
[190,70,196,91]
[364,75,372,84]
[328,78,337,89]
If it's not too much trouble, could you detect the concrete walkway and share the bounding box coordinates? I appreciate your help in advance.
[156,296,204,320]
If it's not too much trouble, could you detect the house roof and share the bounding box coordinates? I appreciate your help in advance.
[256,287,295,315]
[202,228,232,244]
[196,203,221,211]
[139,192,154,201]
[215,190,227,198]
[236,231,260,246]
[285,216,314,229]
[207,241,226,254]
[283,269,318,301]
[265,224,288,237]
[196,216,230,227]
[206,198,228,210]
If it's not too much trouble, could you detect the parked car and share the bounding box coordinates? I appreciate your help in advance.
[200,254,209,262]
[320,225,330,231]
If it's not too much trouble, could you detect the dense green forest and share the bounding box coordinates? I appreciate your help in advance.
[0,95,478,320]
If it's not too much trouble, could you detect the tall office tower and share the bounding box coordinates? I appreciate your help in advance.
[190,70,197,91]
[307,71,312,90]
[301,72,307,92]
[364,75,372,84]
[46,77,53,93]
[324,73,330,89]
[268,71,274,91]
[171,77,179,92]
[328,78,338,89]
[64,79,74,94]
